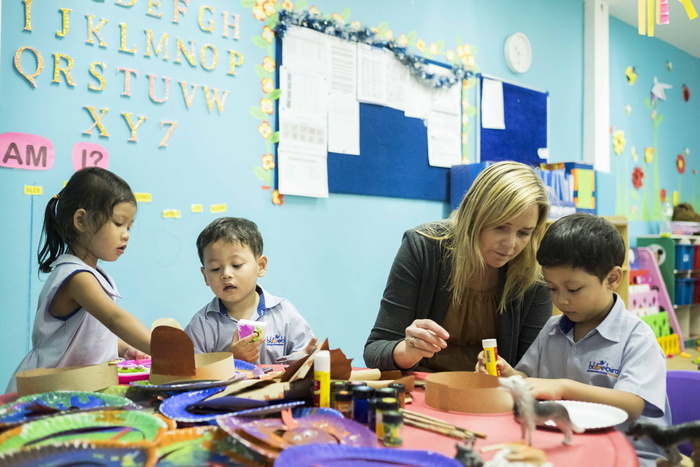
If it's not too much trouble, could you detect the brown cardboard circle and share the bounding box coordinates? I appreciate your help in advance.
[424,371,513,413]
[149,352,235,385]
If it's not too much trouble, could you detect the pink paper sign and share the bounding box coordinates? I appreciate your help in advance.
[0,132,55,170]
[72,143,110,171]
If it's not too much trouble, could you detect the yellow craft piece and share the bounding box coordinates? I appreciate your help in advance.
[680,352,691,358]
[679,0,699,20]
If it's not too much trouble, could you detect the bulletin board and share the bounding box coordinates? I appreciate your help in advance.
[276,29,459,203]
[327,98,451,203]
[478,75,548,167]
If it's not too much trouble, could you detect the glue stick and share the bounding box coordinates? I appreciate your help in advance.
[313,350,331,407]
[482,338,499,376]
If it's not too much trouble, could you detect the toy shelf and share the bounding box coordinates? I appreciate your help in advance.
[631,247,684,353]
[637,235,700,347]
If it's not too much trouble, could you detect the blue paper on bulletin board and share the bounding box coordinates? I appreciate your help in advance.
[327,104,449,202]
[478,75,548,167]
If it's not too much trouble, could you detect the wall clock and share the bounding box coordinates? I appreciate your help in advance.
[504,32,532,73]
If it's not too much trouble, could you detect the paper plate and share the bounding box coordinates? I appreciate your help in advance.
[116,359,151,384]
[542,400,628,430]
[130,359,258,392]
[0,391,136,429]
[274,444,464,466]
[217,413,376,453]
[155,425,268,467]
[0,409,171,453]
[228,400,305,418]
[0,441,152,467]
[159,387,270,423]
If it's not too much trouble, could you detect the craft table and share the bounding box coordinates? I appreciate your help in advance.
[0,371,640,466]
[402,387,639,466]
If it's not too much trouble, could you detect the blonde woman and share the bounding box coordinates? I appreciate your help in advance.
[364,161,552,372]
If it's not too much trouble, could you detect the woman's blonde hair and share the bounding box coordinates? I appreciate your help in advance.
[424,161,550,312]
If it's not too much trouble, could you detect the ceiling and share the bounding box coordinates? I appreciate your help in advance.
[607,0,700,58]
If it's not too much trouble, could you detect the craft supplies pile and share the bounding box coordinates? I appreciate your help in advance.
[0,326,452,467]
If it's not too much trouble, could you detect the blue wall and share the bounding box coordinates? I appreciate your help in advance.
[0,0,698,388]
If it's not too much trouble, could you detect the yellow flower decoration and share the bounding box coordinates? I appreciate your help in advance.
[370,27,379,35]
[262,0,276,17]
[397,34,409,47]
[651,110,657,121]
[260,98,273,114]
[384,30,394,40]
[673,191,679,206]
[252,4,267,21]
[258,121,272,139]
[272,189,284,205]
[416,39,425,52]
[262,78,274,94]
[309,6,321,15]
[262,57,276,73]
[631,146,638,162]
[280,0,294,11]
[331,12,343,22]
[612,129,626,155]
[445,50,455,62]
[350,21,362,29]
[429,43,439,55]
[262,26,275,44]
[262,153,275,170]
[644,147,654,164]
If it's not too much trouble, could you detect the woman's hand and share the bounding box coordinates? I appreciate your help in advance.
[393,319,449,369]
[475,353,516,376]
[230,329,262,363]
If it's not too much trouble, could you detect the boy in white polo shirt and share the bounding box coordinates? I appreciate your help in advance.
[477,213,670,466]
[184,217,316,364]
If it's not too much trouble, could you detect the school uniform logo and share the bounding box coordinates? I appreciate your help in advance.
[267,334,284,347]
[587,359,620,377]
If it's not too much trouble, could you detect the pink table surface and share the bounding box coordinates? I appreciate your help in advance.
[393,387,639,466]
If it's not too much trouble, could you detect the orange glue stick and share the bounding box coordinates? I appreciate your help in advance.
[482,338,499,376]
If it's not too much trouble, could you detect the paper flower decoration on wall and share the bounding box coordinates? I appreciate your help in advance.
[651,77,672,104]
[631,146,639,162]
[660,188,667,203]
[682,84,690,102]
[625,66,637,85]
[612,130,626,155]
[632,167,645,189]
[644,147,654,163]
[272,189,284,205]
[625,104,632,115]
[677,154,686,174]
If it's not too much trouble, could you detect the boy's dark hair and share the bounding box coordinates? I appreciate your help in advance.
[38,167,136,273]
[196,217,263,264]
[536,213,625,281]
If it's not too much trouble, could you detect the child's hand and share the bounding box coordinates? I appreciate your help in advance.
[123,347,150,361]
[303,337,318,355]
[474,352,514,376]
[526,377,564,400]
[230,329,262,363]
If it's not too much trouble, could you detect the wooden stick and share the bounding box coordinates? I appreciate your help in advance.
[401,409,487,439]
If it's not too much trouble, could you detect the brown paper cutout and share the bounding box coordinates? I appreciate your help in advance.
[150,326,196,377]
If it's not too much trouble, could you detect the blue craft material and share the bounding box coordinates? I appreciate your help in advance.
[352,385,373,424]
